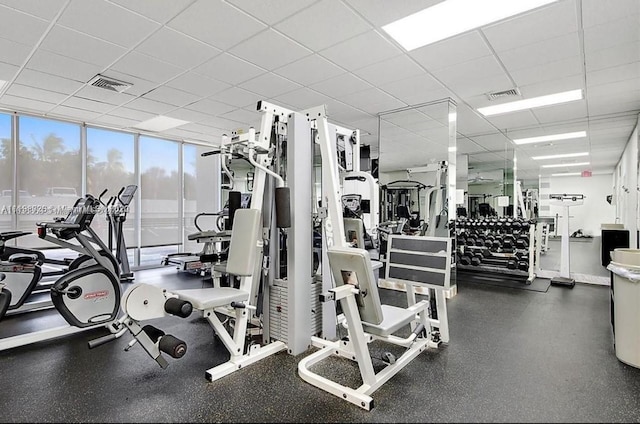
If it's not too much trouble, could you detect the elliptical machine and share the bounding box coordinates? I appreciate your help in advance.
[102,185,137,281]
[0,194,122,350]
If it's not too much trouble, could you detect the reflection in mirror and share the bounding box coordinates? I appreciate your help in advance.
[377,98,456,295]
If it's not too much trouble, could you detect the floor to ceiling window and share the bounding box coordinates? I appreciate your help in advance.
[86,127,137,265]
[17,116,81,248]
[0,113,12,233]
[139,135,180,266]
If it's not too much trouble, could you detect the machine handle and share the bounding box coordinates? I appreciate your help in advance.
[98,188,108,205]
[88,333,118,349]
[201,150,221,157]
[38,222,81,229]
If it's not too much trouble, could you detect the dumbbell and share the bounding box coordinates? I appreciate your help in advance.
[480,248,492,258]
[514,250,527,260]
[512,221,522,231]
[471,253,483,266]
[457,236,467,246]
[506,259,518,270]
[518,260,529,271]
[466,236,477,246]
[515,238,529,250]
[459,252,472,266]
[502,235,515,250]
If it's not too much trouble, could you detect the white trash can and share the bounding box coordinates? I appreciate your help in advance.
[608,248,640,368]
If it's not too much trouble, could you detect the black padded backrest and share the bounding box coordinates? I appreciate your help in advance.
[54,195,99,240]
[396,205,410,219]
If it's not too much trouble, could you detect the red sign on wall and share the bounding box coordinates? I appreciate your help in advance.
[581,170,592,177]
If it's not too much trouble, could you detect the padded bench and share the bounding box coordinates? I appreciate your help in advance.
[174,288,249,310]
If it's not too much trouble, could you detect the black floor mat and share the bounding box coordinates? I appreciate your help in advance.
[458,271,551,292]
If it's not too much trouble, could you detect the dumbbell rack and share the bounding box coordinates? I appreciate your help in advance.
[455,217,538,285]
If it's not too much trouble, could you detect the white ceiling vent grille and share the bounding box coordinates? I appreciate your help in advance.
[486,88,521,100]
[87,74,132,93]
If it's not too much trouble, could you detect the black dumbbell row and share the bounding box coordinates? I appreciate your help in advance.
[456,247,530,271]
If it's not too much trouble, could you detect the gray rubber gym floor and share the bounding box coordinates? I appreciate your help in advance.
[1,267,640,423]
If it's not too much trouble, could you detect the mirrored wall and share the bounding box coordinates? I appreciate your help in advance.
[377,98,456,291]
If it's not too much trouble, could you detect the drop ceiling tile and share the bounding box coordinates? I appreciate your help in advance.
[586,63,640,87]
[274,54,345,86]
[125,97,176,115]
[0,37,32,66]
[195,53,265,85]
[444,73,514,99]
[349,116,379,134]
[220,108,261,126]
[143,86,201,107]
[239,73,302,99]
[324,99,372,122]
[340,87,405,115]
[0,0,66,20]
[109,107,156,122]
[229,29,312,71]
[378,74,443,102]
[582,0,639,28]
[434,55,507,85]
[164,108,215,124]
[588,79,640,98]
[0,6,48,45]
[410,31,492,71]
[320,31,401,71]
[484,110,540,131]
[310,73,372,97]
[14,69,85,94]
[0,94,56,113]
[58,0,160,48]
[92,114,140,129]
[482,0,577,52]
[509,56,583,87]
[136,27,221,69]
[166,72,230,97]
[584,16,640,53]
[110,52,185,84]
[179,122,225,135]
[205,116,248,132]
[0,62,20,81]
[343,0,440,27]
[353,55,425,86]
[228,0,317,25]
[497,32,581,71]
[62,96,116,114]
[109,0,195,24]
[271,87,332,109]
[41,25,127,68]
[532,102,588,124]
[48,105,101,122]
[456,137,487,154]
[585,41,640,72]
[517,74,585,98]
[214,87,262,109]
[26,50,102,83]
[168,0,266,50]
[5,83,69,104]
[185,98,236,116]
[275,0,371,51]
[75,86,135,107]
[588,96,640,116]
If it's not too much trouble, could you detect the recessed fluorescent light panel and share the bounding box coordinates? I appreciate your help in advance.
[541,162,590,169]
[551,172,581,177]
[382,0,558,51]
[532,152,589,160]
[478,89,583,116]
[133,115,190,132]
[512,131,587,145]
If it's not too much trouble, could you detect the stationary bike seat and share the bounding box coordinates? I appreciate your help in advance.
[8,253,40,264]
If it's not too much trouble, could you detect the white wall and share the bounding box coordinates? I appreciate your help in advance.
[614,117,639,247]
[547,174,615,237]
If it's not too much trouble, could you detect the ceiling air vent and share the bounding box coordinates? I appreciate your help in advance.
[486,88,521,100]
[87,74,132,93]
